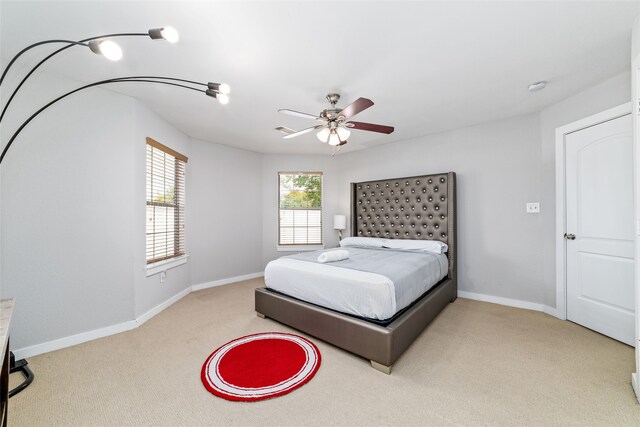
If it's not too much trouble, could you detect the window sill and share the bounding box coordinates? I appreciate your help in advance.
[277,245,325,252]
[146,255,189,277]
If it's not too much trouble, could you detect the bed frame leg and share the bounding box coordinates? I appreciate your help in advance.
[371,360,392,375]
[256,312,266,319]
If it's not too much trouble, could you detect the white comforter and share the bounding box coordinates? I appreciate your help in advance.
[264,250,447,320]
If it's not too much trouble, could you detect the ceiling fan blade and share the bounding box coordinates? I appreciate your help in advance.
[278,109,320,120]
[283,125,325,139]
[274,126,296,135]
[345,121,395,134]
[338,97,374,119]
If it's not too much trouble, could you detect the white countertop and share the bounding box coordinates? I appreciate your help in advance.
[0,299,15,361]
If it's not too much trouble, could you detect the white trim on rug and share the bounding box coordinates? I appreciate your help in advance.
[192,272,264,291]
[13,272,265,360]
[458,290,555,315]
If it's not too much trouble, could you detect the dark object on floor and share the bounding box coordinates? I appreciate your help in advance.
[8,352,33,398]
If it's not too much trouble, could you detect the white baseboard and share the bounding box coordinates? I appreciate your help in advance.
[458,290,556,315]
[542,305,560,319]
[632,373,639,403]
[15,277,560,360]
[12,319,137,360]
[13,272,264,360]
[192,271,264,291]
[135,286,192,327]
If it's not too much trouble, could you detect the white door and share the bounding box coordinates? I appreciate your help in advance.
[566,113,635,346]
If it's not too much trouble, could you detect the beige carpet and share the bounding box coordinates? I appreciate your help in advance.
[9,278,639,426]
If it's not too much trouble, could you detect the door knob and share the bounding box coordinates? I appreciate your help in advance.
[564,233,576,240]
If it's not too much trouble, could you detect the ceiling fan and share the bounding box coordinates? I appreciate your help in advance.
[275,93,394,147]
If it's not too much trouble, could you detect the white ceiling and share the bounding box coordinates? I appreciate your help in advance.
[1,1,639,155]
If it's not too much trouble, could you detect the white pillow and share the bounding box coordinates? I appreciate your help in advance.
[382,239,448,254]
[339,237,386,248]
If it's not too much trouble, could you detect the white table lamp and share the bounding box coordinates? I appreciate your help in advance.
[333,215,346,242]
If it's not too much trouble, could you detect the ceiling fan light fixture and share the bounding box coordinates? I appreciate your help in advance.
[88,40,123,61]
[276,93,393,150]
[328,131,342,146]
[148,26,180,43]
[336,127,351,141]
[316,127,331,143]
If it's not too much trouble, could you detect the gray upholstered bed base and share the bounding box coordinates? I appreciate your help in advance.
[255,172,457,374]
[255,277,456,373]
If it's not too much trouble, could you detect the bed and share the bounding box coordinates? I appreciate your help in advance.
[255,172,457,374]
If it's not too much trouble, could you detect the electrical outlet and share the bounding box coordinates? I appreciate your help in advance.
[160,271,166,283]
[526,202,540,214]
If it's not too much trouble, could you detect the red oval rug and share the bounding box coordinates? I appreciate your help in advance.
[201,332,321,402]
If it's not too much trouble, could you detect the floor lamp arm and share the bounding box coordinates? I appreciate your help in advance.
[0,33,148,123]
[0,40,89,86]
[0,78,205,165]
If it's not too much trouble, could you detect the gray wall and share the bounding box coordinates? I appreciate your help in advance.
[0,164,2,302]
[319,71,627,309]
[335,114,545,304]
[1,73,137,349]
[0,71,265,350]
[189,138,263,285]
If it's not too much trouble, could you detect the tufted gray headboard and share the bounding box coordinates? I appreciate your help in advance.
[350,172,456,279]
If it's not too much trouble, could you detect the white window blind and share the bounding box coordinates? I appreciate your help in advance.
[146,137,187,264]
[278,172,323,245]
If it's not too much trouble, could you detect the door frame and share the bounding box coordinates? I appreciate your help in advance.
[632,35,640,400]
[554,102,632,321]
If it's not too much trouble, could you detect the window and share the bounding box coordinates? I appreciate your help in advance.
[278,172,323,245]
[146,137,187,265]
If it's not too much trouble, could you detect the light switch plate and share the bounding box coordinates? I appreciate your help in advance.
[526,202,540,214]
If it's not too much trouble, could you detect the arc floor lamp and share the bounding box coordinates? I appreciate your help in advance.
[0,26,230,396]
[0,26,230,164]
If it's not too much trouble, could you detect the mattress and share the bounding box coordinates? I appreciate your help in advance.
[264,247,448,320]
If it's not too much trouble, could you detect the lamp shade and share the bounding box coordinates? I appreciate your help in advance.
[333,215,346,230]
[88,40,122,61]
[160,26,179,43]
[336,127,351,141]
[316,127,331,143]
[328,132,341,146]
